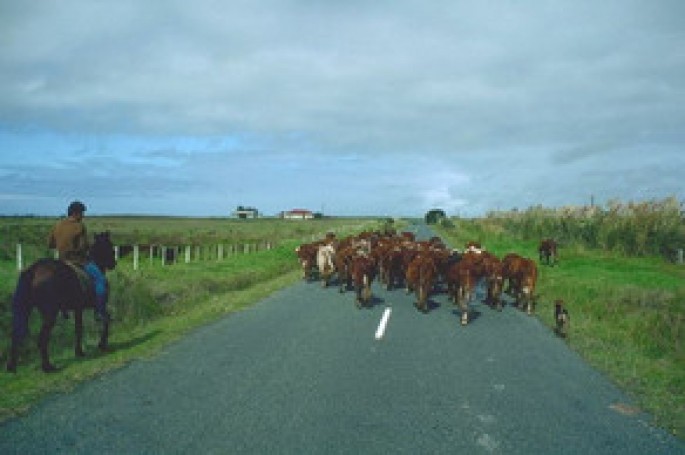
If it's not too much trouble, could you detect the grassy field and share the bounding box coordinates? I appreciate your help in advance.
[0,216,388,422]
[0,215,377,263]
[2,214,683,439]
[434,219,685,438]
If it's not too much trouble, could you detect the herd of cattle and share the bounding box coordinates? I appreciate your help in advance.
[296,230,559,327]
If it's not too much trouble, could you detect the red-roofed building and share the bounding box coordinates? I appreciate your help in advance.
[281,209,314,220]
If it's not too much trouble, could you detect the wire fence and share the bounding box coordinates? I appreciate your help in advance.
[8,228,369,272]
[12,241,278,272]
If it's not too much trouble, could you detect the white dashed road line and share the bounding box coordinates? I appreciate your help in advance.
[375,307,392,340]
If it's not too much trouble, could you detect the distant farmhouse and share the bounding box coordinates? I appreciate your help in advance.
[281,209,314,220]
[233,206,259,219]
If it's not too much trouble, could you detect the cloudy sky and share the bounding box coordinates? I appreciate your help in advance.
[1,0,683,217]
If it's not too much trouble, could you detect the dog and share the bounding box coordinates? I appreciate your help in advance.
[554,299,570,338]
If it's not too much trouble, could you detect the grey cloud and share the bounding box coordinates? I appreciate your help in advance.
[1,1,683,215]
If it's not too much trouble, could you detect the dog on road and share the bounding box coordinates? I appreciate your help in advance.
[554,299,570,338]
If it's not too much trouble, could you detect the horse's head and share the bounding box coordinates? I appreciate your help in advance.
[91,231,117,272]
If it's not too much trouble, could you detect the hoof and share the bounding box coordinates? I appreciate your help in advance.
[98,344,113,353]
[75,350,86,358]
[6,363,17,373]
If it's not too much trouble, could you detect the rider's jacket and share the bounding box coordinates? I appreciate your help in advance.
[48,216,90,265]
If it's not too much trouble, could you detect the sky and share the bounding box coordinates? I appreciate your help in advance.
[1,0,684,217]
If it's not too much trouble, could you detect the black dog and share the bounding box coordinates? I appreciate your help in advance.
[554,299,570,338]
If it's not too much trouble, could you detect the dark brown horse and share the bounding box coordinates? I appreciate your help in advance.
[6,232,116,373]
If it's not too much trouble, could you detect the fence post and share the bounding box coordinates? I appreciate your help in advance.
[16,243,22,271]
[185,245,191,263]
[114,246,119,261]
[678,248,683,265]
[161,246,166,267]
[133,245,139,270]
[218,244,223,261]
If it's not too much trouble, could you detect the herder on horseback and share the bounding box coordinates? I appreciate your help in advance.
[49,201,110,323]
[7,200,117,373]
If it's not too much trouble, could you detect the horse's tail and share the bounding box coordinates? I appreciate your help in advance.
[11,268,34,343]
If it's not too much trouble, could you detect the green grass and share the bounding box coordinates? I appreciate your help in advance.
[0,217,387,422]
[435,220,685,438]
[5,214,682,438]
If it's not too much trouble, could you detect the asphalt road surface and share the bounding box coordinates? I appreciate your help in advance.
[1,223,683,454]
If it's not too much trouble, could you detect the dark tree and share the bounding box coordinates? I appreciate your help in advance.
[425,209,446,224]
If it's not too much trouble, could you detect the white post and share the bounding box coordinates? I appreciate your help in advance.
[678,248,683,265]
[185,245,191,263]
[133,245,139,271]
[114,245,120,261]
[16,243,22,271]
[218,244,223,261]
[161,246,166,267]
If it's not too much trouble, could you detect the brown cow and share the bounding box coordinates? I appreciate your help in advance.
[334,245,355,293]
[502,253,524,296]
[350,253,376,308]
[405,253,438,313]
[465,240,483,253]
[481,251,504,311]
[380,245,405,291]
[445,257,478,325]
[295,242,321,281]
[401,231,416,242]
[538,238,558,266]
[507,256,538,314]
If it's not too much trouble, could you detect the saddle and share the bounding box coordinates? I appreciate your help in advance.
[61,260,96,308]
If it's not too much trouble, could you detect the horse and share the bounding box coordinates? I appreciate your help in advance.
[6,231,117,373]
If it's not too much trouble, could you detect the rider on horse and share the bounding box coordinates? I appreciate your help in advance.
[49,200,110,323]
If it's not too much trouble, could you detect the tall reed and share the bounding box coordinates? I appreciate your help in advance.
[486,196,684,260]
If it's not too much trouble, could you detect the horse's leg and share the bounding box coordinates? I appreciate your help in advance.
[6,332,23,373]
[98,319,111,352]
[74,309,85,357]
[38,312,58,373]
[6,341,18,373]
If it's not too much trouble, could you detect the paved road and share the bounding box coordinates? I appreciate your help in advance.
[1,223,683,454]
